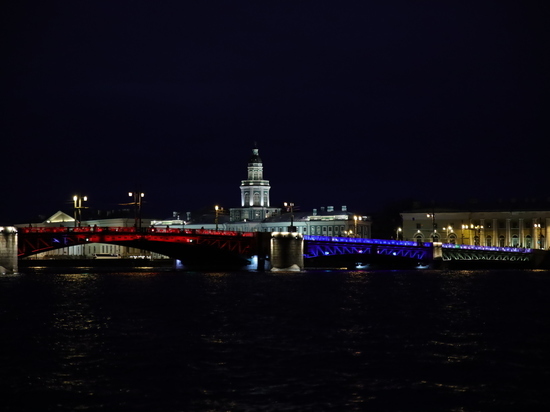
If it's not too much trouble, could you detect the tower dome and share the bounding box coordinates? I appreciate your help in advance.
[248,148,262,164]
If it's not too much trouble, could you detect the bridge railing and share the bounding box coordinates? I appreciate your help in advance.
[304,235,432,247]
[441,243,532,254]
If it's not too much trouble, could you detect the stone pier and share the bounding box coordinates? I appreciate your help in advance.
[270,232,304,271]
[0,226,18,274]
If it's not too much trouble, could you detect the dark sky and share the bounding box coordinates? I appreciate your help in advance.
[2,1,549,223]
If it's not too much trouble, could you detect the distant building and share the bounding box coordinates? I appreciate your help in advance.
[229,146,280,222]
[401,205,549,249]
[177,146,371,237]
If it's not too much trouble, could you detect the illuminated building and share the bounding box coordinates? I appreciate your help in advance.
[229,146,280,222]
[402,206,549,249]
[182,146,372,237]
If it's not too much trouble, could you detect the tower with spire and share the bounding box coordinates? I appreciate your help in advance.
[230,145,280,223]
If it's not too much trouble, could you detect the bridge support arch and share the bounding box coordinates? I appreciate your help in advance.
[0,227,18,274]
[270,232,304,271]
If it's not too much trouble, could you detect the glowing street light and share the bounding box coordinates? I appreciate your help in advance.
[73,195,88,227]
[470,223,483,246]
[444,225,453,243]
[129,191,145,229]
[462,223,483,245]
[461,223,469,244]
[534,221,541,249]
[354,215,361,238]
[427,213,436,242]
[396,227,402,241]
[215,205,222,230]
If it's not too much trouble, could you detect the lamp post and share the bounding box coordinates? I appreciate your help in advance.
[443,226,448,241]
[470,224,483,246]
[461,224,469,244]
[73,195,88,227]
[354,215,361,238]
[284,202,295,232]
[129,191,144,229]
[427,213,436,242]
[534,221,541,249]
[215,205,222,231]
[396,227,402,241]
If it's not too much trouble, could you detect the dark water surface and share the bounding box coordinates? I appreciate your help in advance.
[1,268,550,411]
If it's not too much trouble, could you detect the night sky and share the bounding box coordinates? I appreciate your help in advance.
[2,1,548,223]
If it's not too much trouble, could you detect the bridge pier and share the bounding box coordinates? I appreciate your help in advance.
[0,226,18,274]
[431,242,443,268]
[270,232,304,271]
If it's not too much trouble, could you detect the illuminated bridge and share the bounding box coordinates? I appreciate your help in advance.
[439,242,539,267]
[303,234,546,268]
[18,227,258,268]
[303,235,432,267]
[15,227,549,270]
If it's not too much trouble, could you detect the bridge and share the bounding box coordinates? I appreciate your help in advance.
[302,235,547,268]
[305,235,431,259]
[5,227,547,272]
[17,227,258,269]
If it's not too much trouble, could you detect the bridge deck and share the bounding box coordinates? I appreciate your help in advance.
[17,227,256,257]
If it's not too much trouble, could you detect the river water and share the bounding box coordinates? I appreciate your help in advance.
[1,268,549,411]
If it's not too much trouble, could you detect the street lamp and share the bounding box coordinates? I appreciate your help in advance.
[534,221,541,249]
[73,195,88,227]
[396,227,402,241]
[461,224,469,244]
[470,223,483,246]
[215,205,222,230]
[354,215,362,238]
[444,226,453,243]
[129,191,145,229]
[427,213,436,242]
[284,202,295,232]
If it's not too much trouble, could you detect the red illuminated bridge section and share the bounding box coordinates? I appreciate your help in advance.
[17,226,255,258]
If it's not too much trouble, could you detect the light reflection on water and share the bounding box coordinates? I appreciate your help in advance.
[1,268,550,411]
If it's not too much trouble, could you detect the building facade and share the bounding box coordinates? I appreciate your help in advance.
[401,209,548,249]
[229,146,280,222]
[226,205,371,238]
[180,146,372,237]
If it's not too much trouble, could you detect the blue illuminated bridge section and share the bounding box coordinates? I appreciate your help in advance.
[303,235,533,260]
[303,235,432,260]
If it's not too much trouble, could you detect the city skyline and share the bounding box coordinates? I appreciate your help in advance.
[2,2,548,223]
